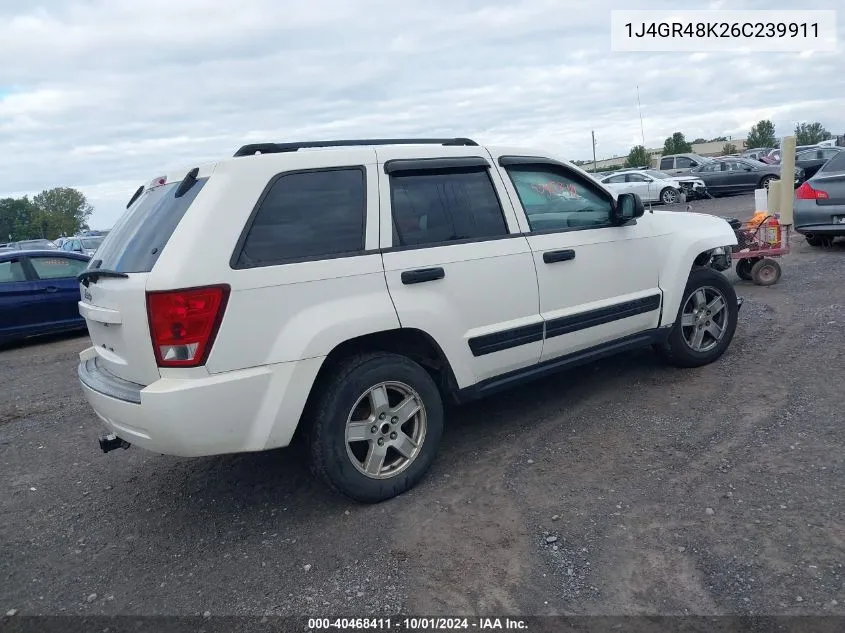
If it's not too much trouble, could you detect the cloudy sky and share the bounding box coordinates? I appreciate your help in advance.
[1,0,843,228]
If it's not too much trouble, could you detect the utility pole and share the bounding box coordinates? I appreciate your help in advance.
[592,130,597,172]
[636,85,646,148]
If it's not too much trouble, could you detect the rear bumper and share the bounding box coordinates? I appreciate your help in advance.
[77,346,324,457]
[794,225,845,236]
[793,199,845,235]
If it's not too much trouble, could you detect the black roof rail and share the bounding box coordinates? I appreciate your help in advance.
[233,137,479,157]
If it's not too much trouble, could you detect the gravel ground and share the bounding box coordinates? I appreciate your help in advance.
[1,193,844,618]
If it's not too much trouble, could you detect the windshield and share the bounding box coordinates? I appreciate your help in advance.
[645,170,675,180]
[81,237,104,249]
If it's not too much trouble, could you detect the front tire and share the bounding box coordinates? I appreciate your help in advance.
[309,352,444,503]
[654,267,739,368]
[660,187,679,204]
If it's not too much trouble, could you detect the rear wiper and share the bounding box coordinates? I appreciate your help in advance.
[78,269,129,287]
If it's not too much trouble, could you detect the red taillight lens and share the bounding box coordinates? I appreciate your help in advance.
[146,285,230,367]
[795,181,829,200]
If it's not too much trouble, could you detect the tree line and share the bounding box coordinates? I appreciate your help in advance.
[0,187,93,242]
[613,120,836,172]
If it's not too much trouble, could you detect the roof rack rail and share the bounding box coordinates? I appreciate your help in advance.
[233,137,479,157]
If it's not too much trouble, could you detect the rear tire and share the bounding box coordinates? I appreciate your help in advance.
[308,352,444,503]
[805,234,833,247]
[751,258,781,286]
[654,267,739,368]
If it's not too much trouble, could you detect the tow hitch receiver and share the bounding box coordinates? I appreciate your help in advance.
[99,433,131,453]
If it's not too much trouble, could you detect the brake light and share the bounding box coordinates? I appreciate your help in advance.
[795,181,829,200]
[146,285,230,367]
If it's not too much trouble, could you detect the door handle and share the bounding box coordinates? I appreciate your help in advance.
[543,249,576,264]
[43,286,59,293]
[401,267,445,285]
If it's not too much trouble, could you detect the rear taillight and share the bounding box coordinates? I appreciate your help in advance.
[795,181,829,200]
[146,285,230,367]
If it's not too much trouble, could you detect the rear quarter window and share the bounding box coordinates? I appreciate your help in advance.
[0,260,27,283]
[93,178,208,273]
[233,167,366,268]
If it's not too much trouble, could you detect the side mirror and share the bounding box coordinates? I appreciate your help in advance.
[614,193,645,224]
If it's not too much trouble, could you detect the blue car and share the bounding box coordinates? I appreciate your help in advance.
[0,250,91,346]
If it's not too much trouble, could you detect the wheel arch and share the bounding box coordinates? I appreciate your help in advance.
[656,221,738,326]
[660,186,678,203]
[292,327,460,445]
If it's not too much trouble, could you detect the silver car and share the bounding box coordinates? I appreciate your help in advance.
[657,153,716,175]
[794,150,845,246]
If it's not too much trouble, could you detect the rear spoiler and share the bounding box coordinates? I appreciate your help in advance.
[124,168,200,208]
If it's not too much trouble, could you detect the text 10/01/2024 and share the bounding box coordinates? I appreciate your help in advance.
[307,617,529,630]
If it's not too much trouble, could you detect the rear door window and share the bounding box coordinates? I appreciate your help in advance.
[660,157,674,170]
[389,169,508,247]
[28,256,89,279]
[93,179,208,273]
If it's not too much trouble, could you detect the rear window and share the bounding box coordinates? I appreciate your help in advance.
[17,240,55,249]
[93,178,208,273]
[819,151,845,174]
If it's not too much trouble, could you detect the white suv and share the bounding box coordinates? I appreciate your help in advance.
[76,138,740,503]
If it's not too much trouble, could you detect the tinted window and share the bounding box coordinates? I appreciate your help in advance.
[505,165,612,232]
[94,178,208,273]
[28,256,89,280]
[236,168,365,267]
[626,173,649,182]
[675,157,695,168]
[0,259,27,283]
[698,163,722,173]
[660,157,674,169]
[390,169,508,247]
[604,174,627,184]
[820,149,840,159]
